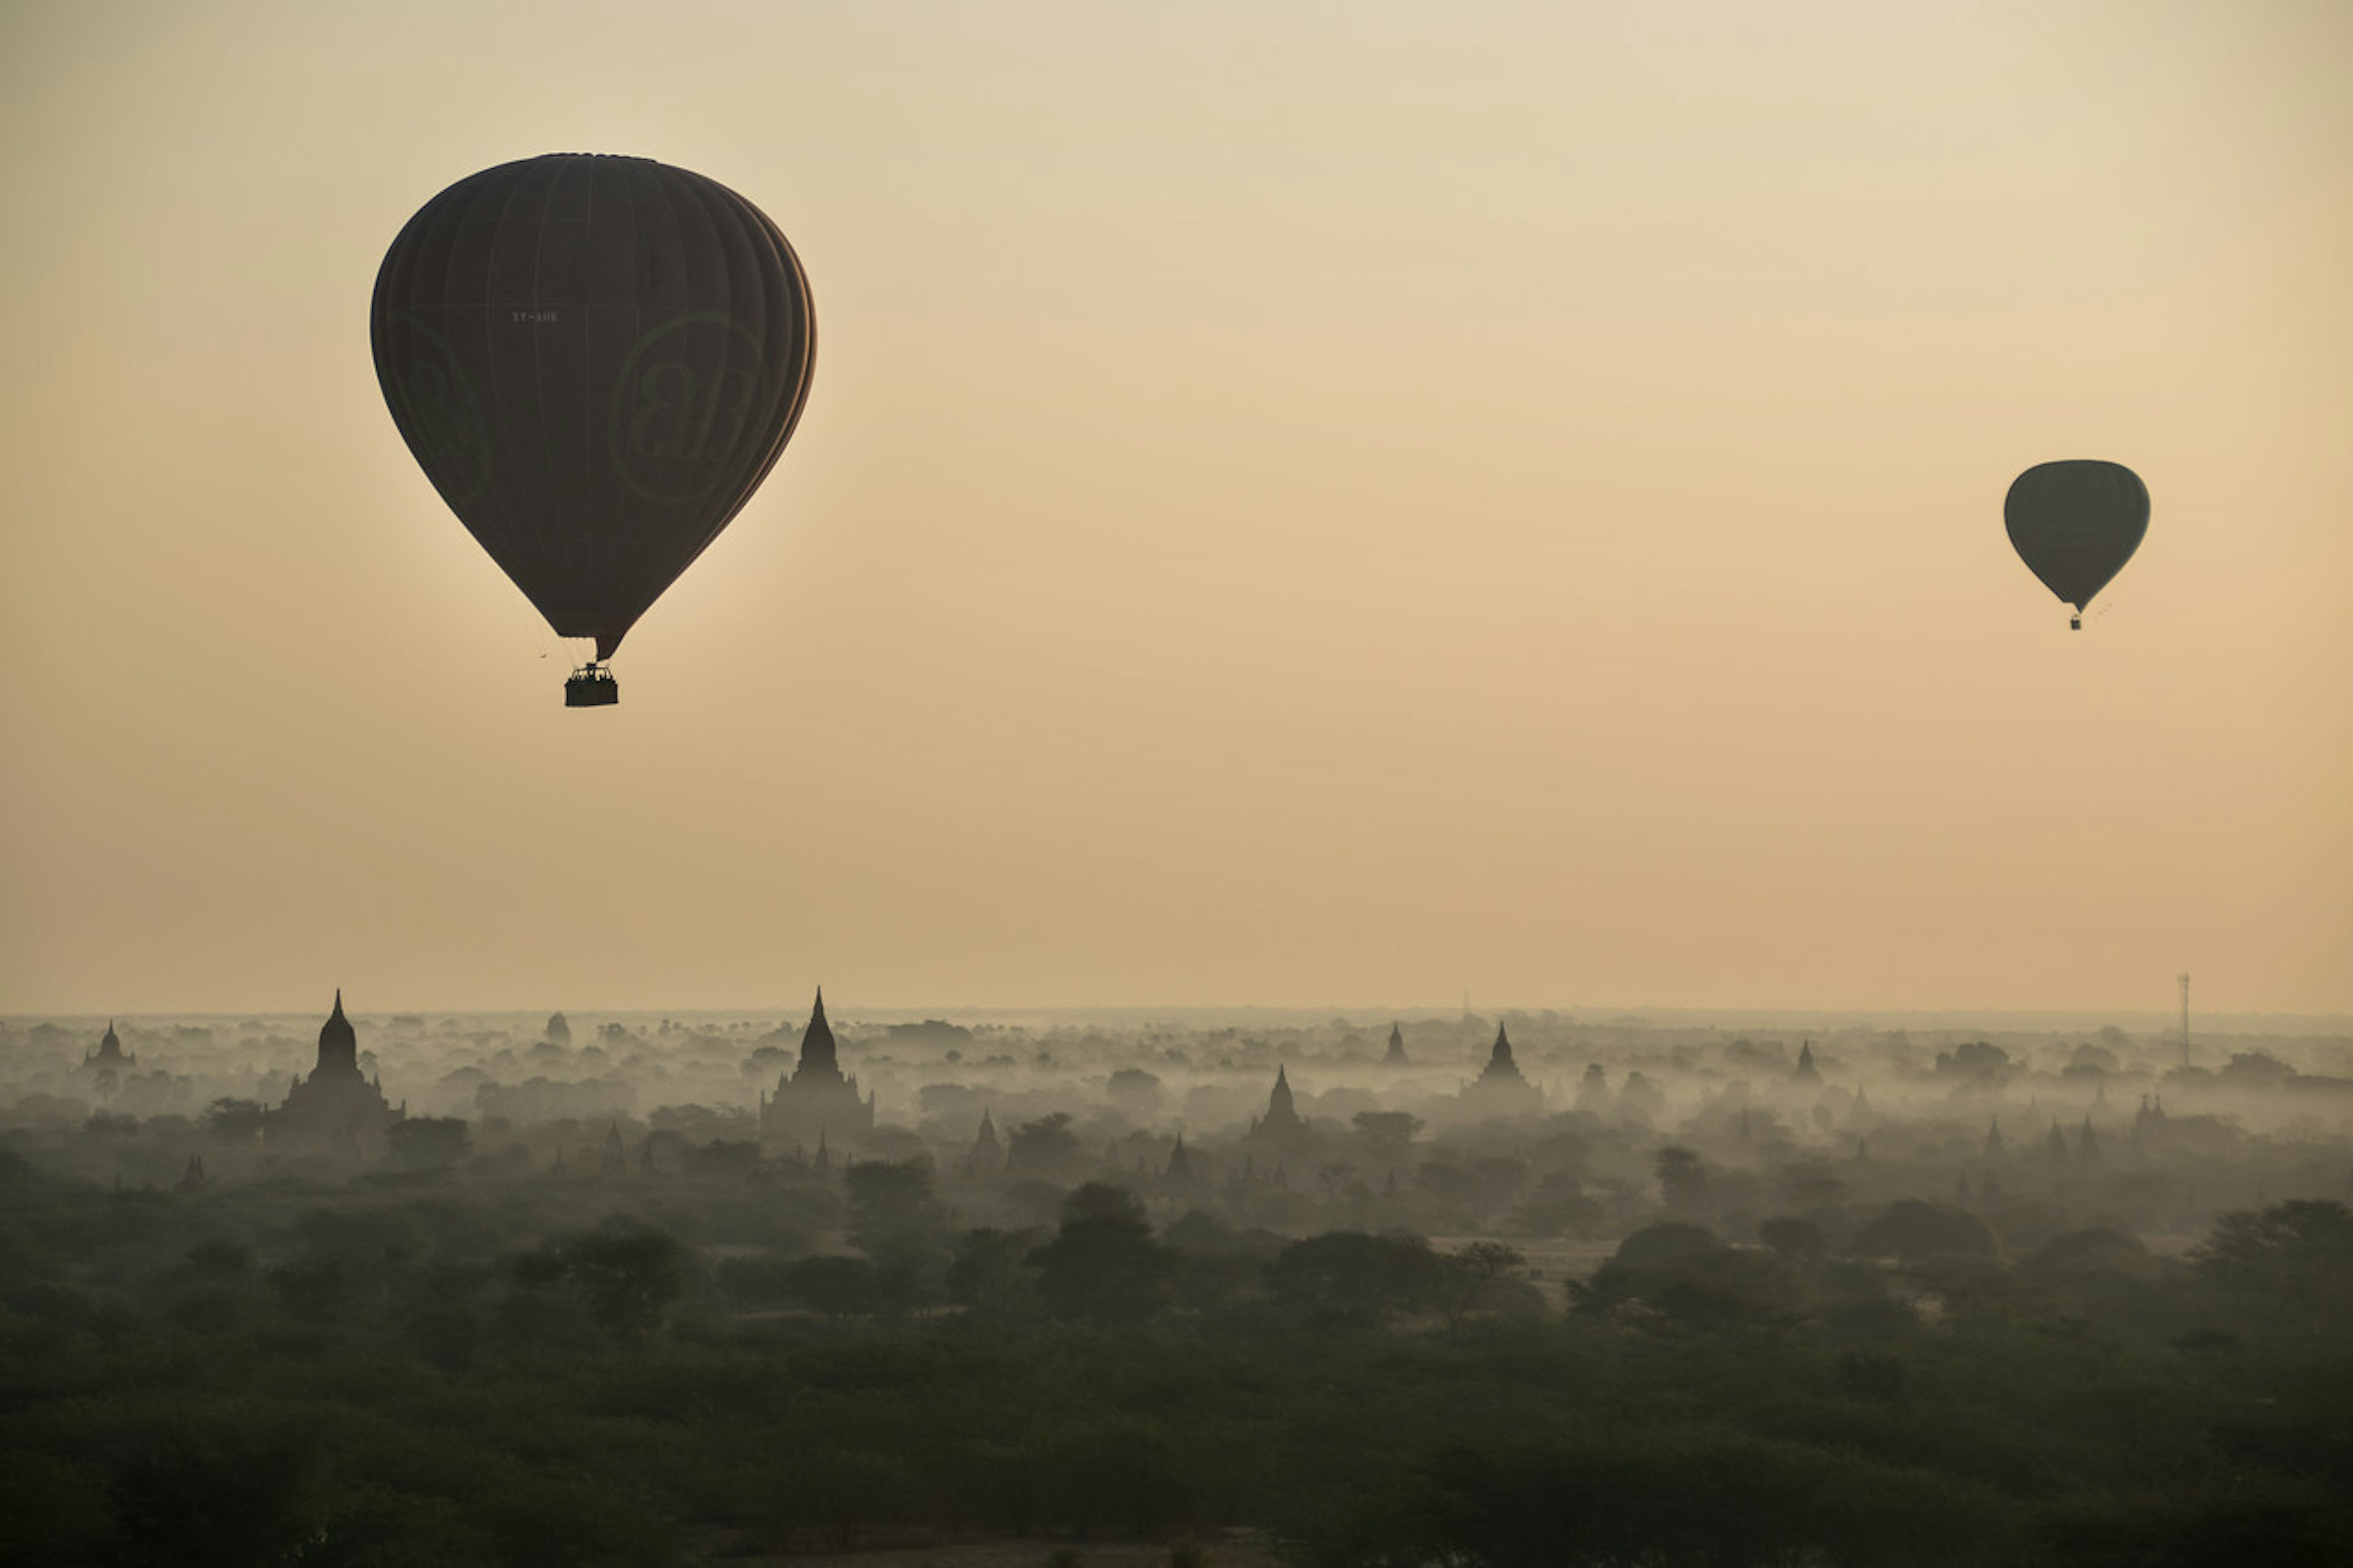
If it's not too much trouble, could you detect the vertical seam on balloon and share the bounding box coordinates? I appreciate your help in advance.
[674,171,743,626]
[702,196,800,558]
[751,214,805,523]
[661,189,809,599]
[680,184,780,595]
[477,164,535,611]
[588,156,621,641]
[527,159,561,634]
[612,164,701,651]
[426,170,509,594]
[726,206,812,562]
[599,157,646,656]
[608,159,677,653]
[684,183,763,563]
[530,158,578,638]
[760,207,817,494]
[731,202,799,529]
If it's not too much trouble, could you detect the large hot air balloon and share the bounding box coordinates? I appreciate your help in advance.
[2003,460,2148,630]
[371,155,816,705]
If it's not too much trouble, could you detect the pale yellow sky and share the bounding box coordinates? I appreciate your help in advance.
[2,1,2347,1016]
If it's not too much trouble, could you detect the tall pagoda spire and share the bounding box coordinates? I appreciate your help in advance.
[1479,1022,1527,1085]
[314,989,358,1077]
[795,987,839,1078]
[1252,1065,1308,1143]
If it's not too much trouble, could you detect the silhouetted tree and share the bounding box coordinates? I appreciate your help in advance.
[846,1158,933,1228]
[385,1115,471,1167]
[1435,1241,1526,1336]
[561,1226,688,1338]
[845,1159,950,1294]
[946,1227,1041,1316]
[1574,1222,1802,1328]
[1852,1201,1996,1262]
[2194,1200,2353,1333]
[202,1097,265,1146]
[1106,1067,1165,1115]
[1352,1110,1423,1165]
[1027,1183,1176,1323]
[1934,1040,2015,1081]
[1009,1112,1087,1179]
[1267,1231,1439,1327]
[680,1138,762,1179]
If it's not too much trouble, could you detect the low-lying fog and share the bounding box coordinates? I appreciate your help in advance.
[12,999,2350,1259]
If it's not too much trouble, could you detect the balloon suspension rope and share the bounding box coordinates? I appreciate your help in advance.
[496,580,556,662]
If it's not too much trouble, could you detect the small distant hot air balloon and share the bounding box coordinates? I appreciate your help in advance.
[371,155,816,705]
[2004,460,2148,630]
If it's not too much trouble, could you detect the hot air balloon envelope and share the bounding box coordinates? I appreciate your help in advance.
[2004,460,2147,623]
[370,154,816,671]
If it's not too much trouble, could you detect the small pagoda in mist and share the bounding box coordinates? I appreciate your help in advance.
[84,1020,135,1097]
[265,991,404,1158]
[965,1108,1005,1179]
[1245,1065,1313,1153]
[1461,1022,1542,1115]
[85,1020,134,1072]
[1384,1022,1409,1065]
[759,988,874,1151]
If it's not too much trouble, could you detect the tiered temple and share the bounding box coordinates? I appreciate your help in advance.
[85,1020,135,1097]
[1246,1065,1312,1153]
[759,988,875,1151]
[1462,1022,1542,1114]
[85,1020,134,1070]
[265,991,404,1158]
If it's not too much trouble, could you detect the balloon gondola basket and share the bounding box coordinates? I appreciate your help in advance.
[564,664,620,708]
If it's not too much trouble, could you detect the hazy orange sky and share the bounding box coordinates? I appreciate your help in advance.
[3,1,2347,1017]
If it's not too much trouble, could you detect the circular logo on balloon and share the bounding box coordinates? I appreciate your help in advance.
[379,312,490,502]
[607,312,770,504]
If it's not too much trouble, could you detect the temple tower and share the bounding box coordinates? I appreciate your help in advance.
[265,991,402,1157]
[759,988,876,1150]
[1463,1022,1542,1115]
[1247,1065,1312,1152]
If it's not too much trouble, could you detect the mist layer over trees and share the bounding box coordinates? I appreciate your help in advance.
[4,1003,2350,1563]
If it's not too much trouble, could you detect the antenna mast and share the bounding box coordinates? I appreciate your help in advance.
[2178,973,2190,1068]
